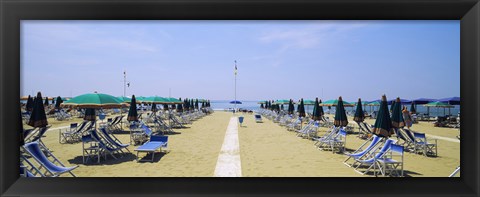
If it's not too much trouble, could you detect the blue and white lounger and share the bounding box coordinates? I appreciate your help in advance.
[135,135,168,162]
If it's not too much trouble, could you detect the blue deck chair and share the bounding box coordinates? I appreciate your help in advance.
[327,129,347,153]
[135,135,169,162]
[99,127,130,153]
[23,141,77,177]
[376,144,404,177]
[82,129,121,163]
[255,114,263,123]
[313,126,339,147]
[412,132,438,157]
[344,135,383,167]
[354,138,396,176]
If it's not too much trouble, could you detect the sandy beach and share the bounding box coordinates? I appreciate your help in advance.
[30,111,459,177]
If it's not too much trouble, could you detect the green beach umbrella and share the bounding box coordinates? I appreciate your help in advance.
[55,96,63,109]
[190,99,194,111]
[127,95,138,121]
[303,100,315,105]
[312,97,321,121]
[281,104,284,111]
[298,98,306,117]
[19,110,25,146]
[410,102,416,114]
[275,100,290,105]
[353,98,365,123]
[177,98,184,112]
[84,108,96,121]
[145,96,169,104]
[28,92,48,128]
[195,99,199,109]
[424,101,454,116]
[117,96,132,103]
[44,97,49,106]
[391,97,405,128]
[320,99,355,107]
[390,100,396,111]
[62,93,124,109]
[287,99,293,114]
[151,103,157,112]
[163,104,169,110]
[26,95,33,112]
[334,96,348,127]
[260,103,264,109]
[372,95,393,138]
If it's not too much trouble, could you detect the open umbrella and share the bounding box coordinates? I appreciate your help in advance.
[62,93,124,109]
[117,96,132,103]
[391,97,405,128]
[334,96,348,127]
[424,101,454,116]
[127,95,138,121]
[372,95,393,138]
[353,98,365,123]
[410,102,416,114]
[145,96,169,104]
[320,99,355,107]
[312,97,321,121]
[412,98,437,105]
[437,97,460,105]
[28,92,48,128]
[298,98,306,117]
[230,100,242,104]
[275,100,290,105]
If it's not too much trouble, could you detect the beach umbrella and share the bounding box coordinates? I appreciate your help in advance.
[424,101,454,116]
[353,98,365,123]
[163,104,169,110]
[410,102,416,114]
[117,96,132,103]
[437,97,460,105]
[190,99,194,111]
[44,97,49,106]
[334,96,348,127]
[20,96,29,100]
[366,100,380,113]
[320,99,355,107]
[281,104,284,111]
[151,103,157,112]
[391,97,405,128]
[145,96,169,104]
[230,100,242,104]
[372,95,393,138]
[260,103,264,109]
[127,95,138,121]
[275,100,290,105]
[412,98,437,105]
[312,98,321,121]
[201,102,205,109]
[84,108,96,121]
[387,99,411,105]
[318,99,324,116]
[390,100,396,111]
[19,110,25,146]
[195,99,199,109]
[62,93,124,109]
[26,95,33,112]
[298,98,306,117]
[27,92,48,128]
[303,99,315,113]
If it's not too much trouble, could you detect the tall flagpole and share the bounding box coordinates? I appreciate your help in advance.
[123,70,126,98]
[234,60,237,113]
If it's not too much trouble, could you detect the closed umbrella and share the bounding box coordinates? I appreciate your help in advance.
[84,108,96,121]
[410,102,416,114]
[334,96,348,127]
[127,95,138,121]
[260,103,264,109]
[298,98,306,117]
[312,97,321,121]
[177,98,184,113]
[26,95,33,112]
[195,99,199,109]
[372,95,393,137]
[353,98,365,123]
[151,103,157,112]
[55,96,63,109]
[190,99,194,111]
[44,97,49,106]
[28,92,48,128]
[391,97,405,128]
[318,99,324,116]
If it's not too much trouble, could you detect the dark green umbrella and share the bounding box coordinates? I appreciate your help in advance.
[334,96,348,127]
[44,97,49,106]
[84,108,96,121]
[391,97,405,128]
[390,100,396,111]
[171,104,176,110]
[260,103,264,109]
[201,102,205,108]
[372,95,394,138]
[151,103,157,112]
[287,99,293,114]
[312,97,321,121]
[163,104,169,110]
[410,102,416,114]
[318,99,324,116]
[195,99,199,109]
[190,99,194,111]
[19,109,25,146]
[55,96,63,109]
[177,98,184,112]
[26,95,33,112]
[281,104,284,111]
[62,93,124,109]
[298,98,306,117]
[127,95,138,121]
[353,98,365,123]
[28,92,48,128]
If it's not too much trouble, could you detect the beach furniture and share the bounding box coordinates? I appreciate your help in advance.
[131,123,154,145]
[98,127,130,153]
[82,129,125,163]
[314,126,341,149]
[411,131,438,157]
[449,166,460,177]
[376,144,404,177]
[169,114,186,128]
[354,139,396,176]
[135,135,169,162]
[107,116,123,132]
[327,129,347,153]
[59,121,93,144]
[23,141,78,177]
[344,135,383,167]
[153,118,175,134]
[55,109,72,121]
[254,114,263,123]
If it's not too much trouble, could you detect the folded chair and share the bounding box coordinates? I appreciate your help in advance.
[98,127,130,153]
[23,141,78,177]
[59,121,93,144]
[82,129,124,163]
[376,144,404,177]
[135,135,169,162]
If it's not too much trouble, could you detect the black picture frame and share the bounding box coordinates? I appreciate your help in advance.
[1,0,478,196]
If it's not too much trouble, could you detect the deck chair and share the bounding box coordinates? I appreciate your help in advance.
[354,138,396,176]
[356,122,371,139]
[327,129,347,153]
[313,126,338,147]
[154,118,175,134]
[23,141,77,177]
[98,127,130,153]
[135,135,169,162]
[255,114,263,123]
[449,166,460,177]
[344,135,383,167]
[82,129,122,163]
[59,121,91,144]
[412,131,438,157]
[131,123,154,145]
[376,144,404,177]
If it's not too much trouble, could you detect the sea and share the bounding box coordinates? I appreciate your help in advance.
[210,100,461,117]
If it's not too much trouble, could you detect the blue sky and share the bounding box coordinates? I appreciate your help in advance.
[21,20,460,102]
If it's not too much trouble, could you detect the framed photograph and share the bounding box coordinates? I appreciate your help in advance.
[1,0,478,196]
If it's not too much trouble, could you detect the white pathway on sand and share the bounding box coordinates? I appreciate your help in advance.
[214,116,242,177]
[426,134,460,143]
